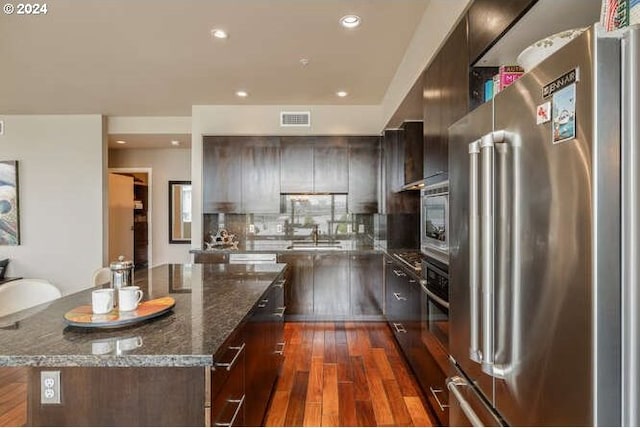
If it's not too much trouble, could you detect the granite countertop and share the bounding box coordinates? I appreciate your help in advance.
[191,238,377,253]
[0,263,285,368]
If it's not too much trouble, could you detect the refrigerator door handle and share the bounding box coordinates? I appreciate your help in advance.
[479,132,496,376]
[468,139,482,363]
[479,130,508,378]
[447,376,485,427]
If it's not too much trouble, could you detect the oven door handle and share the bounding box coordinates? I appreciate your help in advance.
[422,284,449,310]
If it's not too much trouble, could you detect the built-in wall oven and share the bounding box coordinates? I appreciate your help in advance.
[420,181,449,265]
[421,256,449,353]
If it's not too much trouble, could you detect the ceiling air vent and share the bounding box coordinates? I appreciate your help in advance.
[280,111,311,127]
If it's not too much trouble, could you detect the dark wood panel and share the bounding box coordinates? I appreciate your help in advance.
[277,254,314,316]
[349,253,383,316]
[468,0,538,64]
[27,367,205,427]
[241,137,280,213]
[279,137,314,193]
[383,130,419,214]
[313,254,350,316]
[313,137,349,193]
[193,252,228,263]
[402,121,424,185]
[203,136,243,213]
[423,54,443,180]
[348,136,380,214]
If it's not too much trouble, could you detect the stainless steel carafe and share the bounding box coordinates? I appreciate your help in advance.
[110,255,134,290]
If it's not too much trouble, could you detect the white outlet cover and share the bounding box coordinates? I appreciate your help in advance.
[41,371,61,404]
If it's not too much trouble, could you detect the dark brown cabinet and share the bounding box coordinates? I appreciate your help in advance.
[203,137,243,213]
[349,253,383,316]
[402,121,424,185]
[423,16,469,184]
[277,253,314,316]
[241,137,280,213]
[467,0,538,64]
[348,137,380,213]
[313,253,350,316]
[383,129,419,214]
[211,332,246,427]
[193,252,228,263]
[280,137,314,193]
[313,138,349,193]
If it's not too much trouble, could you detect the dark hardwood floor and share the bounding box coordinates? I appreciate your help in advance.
[0,367,27,427]
[265,322,433,427]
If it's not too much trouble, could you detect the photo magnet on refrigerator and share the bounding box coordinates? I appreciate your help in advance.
[552,83,576,144]
[536,102,551,124]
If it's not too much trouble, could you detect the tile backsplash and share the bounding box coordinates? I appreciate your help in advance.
[203,194,373,247]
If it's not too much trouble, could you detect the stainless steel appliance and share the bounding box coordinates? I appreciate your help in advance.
[393,250,423,273]
[421,257,449,354]
[420,181,449,265]
[448,24,639,426]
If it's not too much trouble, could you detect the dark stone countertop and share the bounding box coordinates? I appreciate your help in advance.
[0,263,285,368]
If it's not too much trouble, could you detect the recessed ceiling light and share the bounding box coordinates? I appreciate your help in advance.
[116,140,126,145]
[340,15,361,29]
[336,91,348,97]
[171,140,180,146]
[211,29,228,39]
[236,90,248,97]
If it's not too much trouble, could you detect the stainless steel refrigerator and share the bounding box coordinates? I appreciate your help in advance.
[448,24,639,426]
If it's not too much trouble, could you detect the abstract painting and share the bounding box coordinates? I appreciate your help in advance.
[0,161,19,245]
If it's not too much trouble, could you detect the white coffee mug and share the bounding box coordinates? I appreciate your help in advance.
[118,286,143,312]
[92,289,114,314]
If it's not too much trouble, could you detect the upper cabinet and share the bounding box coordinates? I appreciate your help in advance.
[402,121,424,185]
[467,0,538,64]
[241,137,281,213]
[203,136,280,213]
[313,137,349,194]
[203,136,243,213]
[348,136,380,213]
[280,137,314,193]
[423,16,469,184]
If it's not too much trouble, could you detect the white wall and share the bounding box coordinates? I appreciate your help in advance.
[109,148,191,265]
[0,115,105,295]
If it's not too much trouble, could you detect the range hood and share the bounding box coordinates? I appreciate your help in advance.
[399,179,426,191]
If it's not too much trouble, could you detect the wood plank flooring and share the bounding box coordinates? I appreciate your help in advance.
[265,322,433,427]
[0,367,27,427]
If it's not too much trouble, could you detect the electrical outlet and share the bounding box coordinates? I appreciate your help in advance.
[276,224,283,233]
[40,371,61,404]
[249,224,255,233]
[358,224,365,233]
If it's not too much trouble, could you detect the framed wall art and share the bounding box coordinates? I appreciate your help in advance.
[0,161,20,245]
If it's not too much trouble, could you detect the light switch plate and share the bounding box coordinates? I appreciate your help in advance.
[0,120,4,135]
[249,224,255,233]
[358,224,365,233]
[40,371,61,404]
[276,224,283,233]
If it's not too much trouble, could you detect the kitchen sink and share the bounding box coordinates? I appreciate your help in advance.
[286,240,343,250]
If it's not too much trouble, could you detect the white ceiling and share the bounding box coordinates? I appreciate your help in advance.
[0,0,430,116]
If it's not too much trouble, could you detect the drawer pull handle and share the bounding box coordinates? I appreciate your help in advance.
[275,342,286,355]
[429,386,449,412]
[274,306,286,317]
[393,292,407,301]
[393,269,407,277]
[393,323,406,334]
[214,394,245,427]
[214,343,245,371]
[258,299,269,308]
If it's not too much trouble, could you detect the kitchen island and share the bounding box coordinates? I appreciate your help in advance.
[0,263,287,426]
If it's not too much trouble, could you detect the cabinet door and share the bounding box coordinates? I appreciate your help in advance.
[313,254,350,316]
[385,261,420,353]
[423,53,444,180]
[193,253,228,263]
[241,137,280,213]
[467,0,537,64]
[280,137,314,193]
[313,138,349,193]
[277,254,314,316]
[402,121,424,185]
[383,130,419,214]
[350,253,383,315]
[348,137,379,213]
[211,335,245,427]
[203,137,243,213]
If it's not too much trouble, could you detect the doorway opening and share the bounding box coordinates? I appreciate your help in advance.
[108,168,152,269]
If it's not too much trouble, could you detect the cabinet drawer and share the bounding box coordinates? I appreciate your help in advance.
[211,340,245,427]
